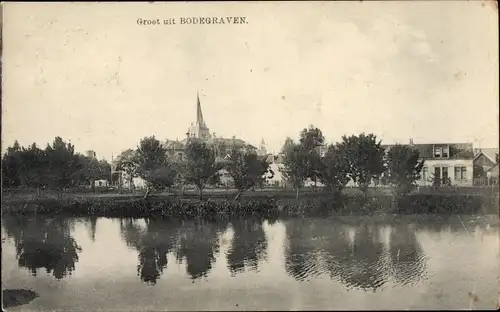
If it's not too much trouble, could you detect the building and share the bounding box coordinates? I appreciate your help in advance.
[473,148,499,173]
[472,148,499,185]
[94,179,109,188]
[264,154,287,188]
[186,92,211,140]
[165,92,259,162]
[473,147,499,160]
[383,142,475,186]
[85,150,97,159]
[488,163,499,180]
[487,164,499,186]
[114,92,262,190]
[258,138,267,156]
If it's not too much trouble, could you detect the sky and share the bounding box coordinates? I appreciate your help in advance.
[2,1,499,160]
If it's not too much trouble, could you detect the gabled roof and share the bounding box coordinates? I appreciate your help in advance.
[383,143,474,160]
[473,148,499,163]
[213,137,247,147]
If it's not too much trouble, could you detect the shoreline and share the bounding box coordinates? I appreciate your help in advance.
[2,190,498,218]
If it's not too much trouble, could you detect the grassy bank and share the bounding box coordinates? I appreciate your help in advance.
[2,189,498,218]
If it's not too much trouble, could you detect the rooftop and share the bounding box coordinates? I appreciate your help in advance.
[382,143,474,160]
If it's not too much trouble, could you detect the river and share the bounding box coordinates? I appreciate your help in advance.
[2,215,499,310]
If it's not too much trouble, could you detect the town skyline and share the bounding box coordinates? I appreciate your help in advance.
[2,1,498,161]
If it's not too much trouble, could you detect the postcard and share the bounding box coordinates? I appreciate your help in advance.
[1,1,499,310]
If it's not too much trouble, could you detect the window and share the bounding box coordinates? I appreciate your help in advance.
[442,167,448,177]
[442,146,449,158]
[454,166,467,180]
[422,167,428,181]
[434,147,442,158]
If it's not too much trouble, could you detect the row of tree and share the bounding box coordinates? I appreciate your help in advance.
[2,125,424,200]
[280,125,424,199]
[114,136,272,199]
[2,137,111,190]
[114,125,423,200]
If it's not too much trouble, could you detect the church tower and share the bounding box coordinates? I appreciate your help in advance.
[258,137,267,156]
[187,92,211,140]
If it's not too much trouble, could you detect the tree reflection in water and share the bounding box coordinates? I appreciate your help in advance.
[284,219,322,281]
[137,218,180,285]
[284,219,428,291]
[119,218,144,250]
[119,218,182,284]
[388,224,427,286]
[85,216,98,242]
[327,224,388,292]
[2,215,82,280]
[175,220,228,281]
[119,218,228,284]
[226,218,268,275]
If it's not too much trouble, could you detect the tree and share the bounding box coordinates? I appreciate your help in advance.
[2,141,22,188]
[97,160,112,180]
[299,125,325,190]
[183,140,221,200]
[213,139,230,159]
[225,149,271,200]
[299,125,324,151]
[429,173,451,187]
[8,143,47,189]
[320,144,351,196]
[115,149,140,191]
[2,138,104,192]
[135,136,176,199]
[44,137,82,190]
[281,137,295,155]
[338,133,385,198]
[386,144,424,198]
[281,142,309,199]
[76,156,111,190]
[169,158,189,196]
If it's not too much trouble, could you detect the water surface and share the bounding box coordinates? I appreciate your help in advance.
[2,215,499,310]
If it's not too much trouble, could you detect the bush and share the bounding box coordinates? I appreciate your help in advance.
[1,193,496,218]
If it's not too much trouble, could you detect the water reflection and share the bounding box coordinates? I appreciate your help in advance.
[3,215,495,292]
[119,218,228,283]
[284,219,428,291]
[119,218,144,250]
[329,224,388,291]
[84,216,98,242]
[284,219,322,281]
[138,219,179,284]
[388,224,427,286]
[226,218,268,275]
[175,220,228,281]
[2,216,82,279]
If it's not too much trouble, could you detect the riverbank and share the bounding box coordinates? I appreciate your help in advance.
[2,189,498,218]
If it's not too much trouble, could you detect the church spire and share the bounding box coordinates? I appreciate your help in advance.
[196,91,205,127]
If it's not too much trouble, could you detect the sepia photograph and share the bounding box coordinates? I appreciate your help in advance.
[1,1,499,310]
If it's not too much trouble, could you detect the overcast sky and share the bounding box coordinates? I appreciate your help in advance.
[2,1,498,160]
